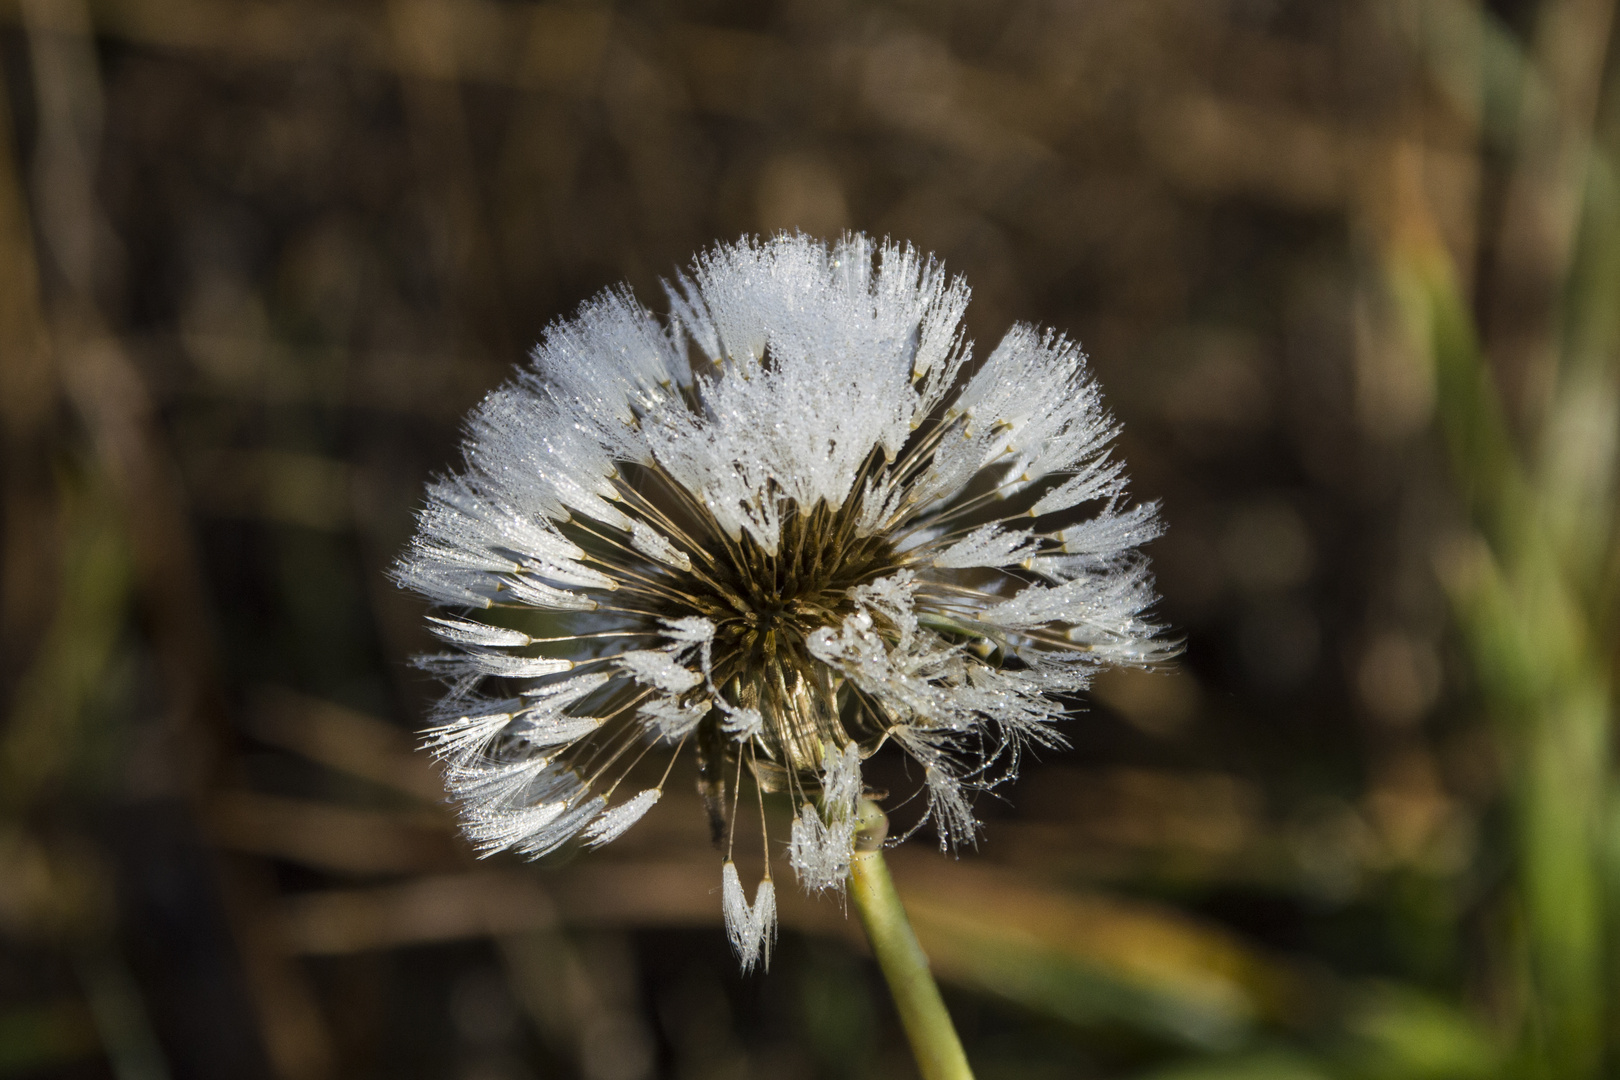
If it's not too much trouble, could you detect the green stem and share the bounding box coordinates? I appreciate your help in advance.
[847,800,974,1080]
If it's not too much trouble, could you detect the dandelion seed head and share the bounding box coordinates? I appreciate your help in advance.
[395,232,1171,971]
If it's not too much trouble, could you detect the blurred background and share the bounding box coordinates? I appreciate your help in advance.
[2,0,1617,1077]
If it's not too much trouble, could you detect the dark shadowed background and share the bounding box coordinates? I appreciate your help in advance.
[3,0,1618,1078]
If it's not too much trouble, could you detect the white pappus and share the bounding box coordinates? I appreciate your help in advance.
[395,233,1171,971]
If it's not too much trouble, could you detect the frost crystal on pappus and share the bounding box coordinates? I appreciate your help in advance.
[394,233,1170,971]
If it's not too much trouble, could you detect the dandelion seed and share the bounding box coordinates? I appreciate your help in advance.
[395,232,1170,972]
[789,801,858,894]
[584,788,662,847]
[721,860,777,974]
[788,744,862,894]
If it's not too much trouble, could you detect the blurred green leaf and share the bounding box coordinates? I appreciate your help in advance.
[1136,1049,1332,1080]
[0,999,99,1074]
[1339,984,1500,1080]
[897,863,1291,1051]
[0,470,133,812]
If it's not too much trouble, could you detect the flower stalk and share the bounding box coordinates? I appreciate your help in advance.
[848,800,974,1080]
